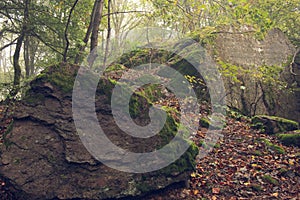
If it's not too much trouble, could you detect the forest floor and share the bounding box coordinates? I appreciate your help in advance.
[144,117,300,200]
[0,102,299,200]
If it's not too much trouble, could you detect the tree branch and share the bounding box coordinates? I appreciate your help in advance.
[63,0,80,62]
[290,48,300,76]
[32,31,63,55]
[102,10,149,18]
[0,38,18,51]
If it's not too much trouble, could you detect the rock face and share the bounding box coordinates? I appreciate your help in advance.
[0,64,198,199]
[214,28,300,123]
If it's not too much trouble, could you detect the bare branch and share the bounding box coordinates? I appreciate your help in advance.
[290,48,300,76]
[102,10,149,18]
[0,38,18,51]
[63,0,80,62]
[32,31,63,56]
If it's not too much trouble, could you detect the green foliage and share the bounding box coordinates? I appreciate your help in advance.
[256,65,286,89]
[217,61,244,84]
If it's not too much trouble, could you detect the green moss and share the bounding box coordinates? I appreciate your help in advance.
[277,132,300,147]
[252,115,299,134]
[136,182,155,193]
[159,142,198,176]
[252,150,263,156]
[49,72,75,93]
[226,106,248,120]
[23,93,45,106]
[262,175,279,186]
[135,83,163,103]
[104,64,126,72]
[199,117,210,128]
[260,138,285,154]
[33,64,78,94]
[199,116,225,130]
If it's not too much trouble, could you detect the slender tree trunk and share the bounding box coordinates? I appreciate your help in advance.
[75,0,104,65]
[88,0,104,66]
[13,34,24,86]
[103,0,111,67]
[90,0,104,51]
[13,0,30,86]
[63,0,80,62]
[24,35,30,78]
[74,0,98,64]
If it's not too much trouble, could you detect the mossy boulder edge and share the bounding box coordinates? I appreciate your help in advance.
[251,115,299,134]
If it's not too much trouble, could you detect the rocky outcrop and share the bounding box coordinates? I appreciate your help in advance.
[213,27,299,123]
[0,64,198,200]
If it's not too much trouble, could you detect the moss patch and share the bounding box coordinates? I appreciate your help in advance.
[199,117,210,128]
[251,115,299,134]
[262,175,279,186]
[259,138,285,154]
[33,63,78,94]
[277,131,300,147]
[23,93,45,106]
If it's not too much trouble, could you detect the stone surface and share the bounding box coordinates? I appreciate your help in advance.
[0,65,198,200]
[214,27,299,123]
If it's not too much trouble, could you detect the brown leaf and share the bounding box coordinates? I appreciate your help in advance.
[212,187,220,194]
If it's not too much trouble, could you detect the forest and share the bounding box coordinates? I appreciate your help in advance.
[0,0,300,199]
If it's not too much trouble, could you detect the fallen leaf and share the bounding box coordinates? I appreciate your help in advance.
[212,187,220,194]
[193,189,199,195]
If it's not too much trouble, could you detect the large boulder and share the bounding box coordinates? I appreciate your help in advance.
[251,115,299,134]
[213,27,299,123]
[0,64,198,199]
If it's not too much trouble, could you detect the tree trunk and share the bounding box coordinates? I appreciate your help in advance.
[88,0,104,66]
[75,0,104,65]
[103,0,111,67]
[13,34,24,86]
[24,35,30,78]
[90,0,104,51]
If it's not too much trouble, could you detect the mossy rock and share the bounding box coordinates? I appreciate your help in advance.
[277,130,300,147]
[251,115,299,134]
[199,117,210,128]
[259,138,285,154]
[199,116,225,130]
[2,62,199,199]
[31,63,78,94]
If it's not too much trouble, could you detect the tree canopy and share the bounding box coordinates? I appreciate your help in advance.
[0,0,299,97]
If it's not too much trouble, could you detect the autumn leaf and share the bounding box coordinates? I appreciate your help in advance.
[212,187,220,194]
